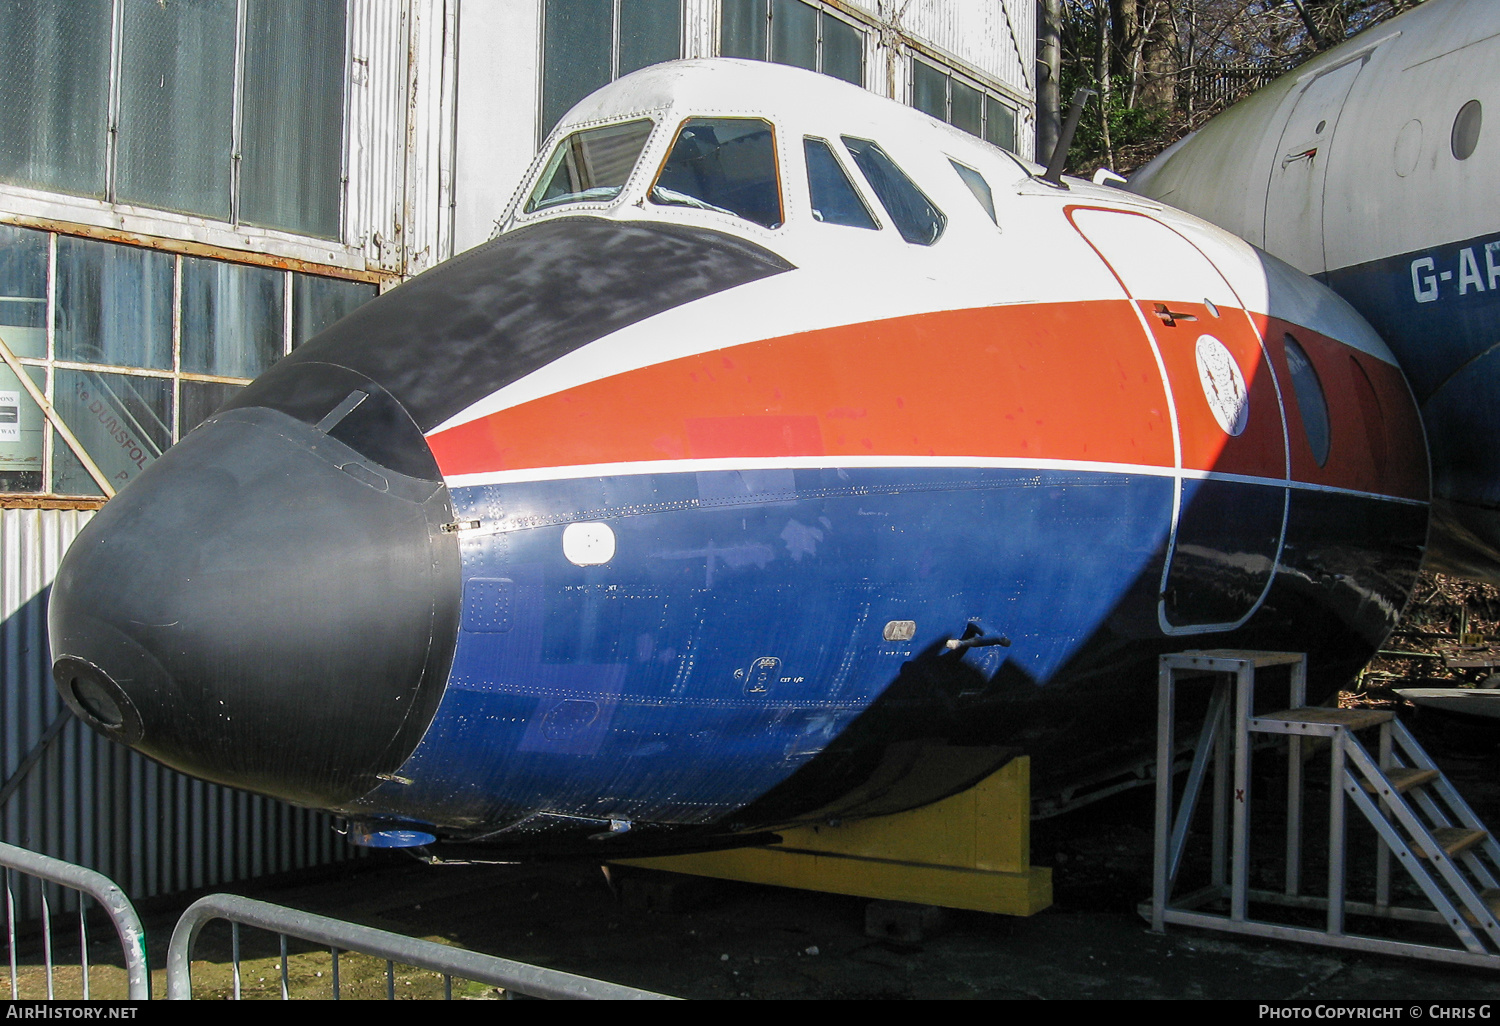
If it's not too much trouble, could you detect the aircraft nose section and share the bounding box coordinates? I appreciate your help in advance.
[48,397,461,808]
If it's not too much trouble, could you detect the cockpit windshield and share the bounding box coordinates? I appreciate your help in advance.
[651,118,783,229]
[525,118,655,213]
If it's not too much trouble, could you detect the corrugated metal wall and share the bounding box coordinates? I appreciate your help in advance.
[349,0,458,277]
[0,509,356,918]
[887,0,1034,95]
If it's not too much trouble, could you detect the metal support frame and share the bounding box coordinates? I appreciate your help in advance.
[1151,650,1500,970]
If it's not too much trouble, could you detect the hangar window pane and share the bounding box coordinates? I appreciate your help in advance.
[0,0,112,198]
[985,98,1017,153]
[719,0,863,87]
[239,0,347,239]
[0,364,44,493]
[913,59,946,121]
[294,273,379,348]
[53,369,172,495]
[117,0,236,221]
[843,136,944,245]
[772,0,817,72]
[820,15,863,86]
[0,225,50,358]
[543,0,684,139]
[720,0,767,60]
[181,257,285,379]
[619,0,681,76]
[0,0,347,243]
[653,118,783,228]
[913,56,1017,154]
[180,380,244,436]
[55,237,174,371]
[0,223,378,497]
[542,0,614,140]
[950,79,982,137]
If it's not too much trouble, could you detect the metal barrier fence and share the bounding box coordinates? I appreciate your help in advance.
[0,839,673,1000]
[0,840,150,1000]
[166,893,677,1000]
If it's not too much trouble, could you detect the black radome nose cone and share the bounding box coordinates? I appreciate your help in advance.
[49,403,461,808]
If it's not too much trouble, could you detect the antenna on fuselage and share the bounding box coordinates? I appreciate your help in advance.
[1040,87,1096,188]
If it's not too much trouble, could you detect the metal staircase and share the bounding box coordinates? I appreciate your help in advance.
[1151,650,1500,969]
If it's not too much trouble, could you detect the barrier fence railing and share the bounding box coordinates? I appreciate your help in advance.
[0,840,675,1000]
[166,893,678,1000]
[0,840,151,1000]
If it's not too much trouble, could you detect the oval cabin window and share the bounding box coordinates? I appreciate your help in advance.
[1452,99,1482,161]
[1284,333,1330,467]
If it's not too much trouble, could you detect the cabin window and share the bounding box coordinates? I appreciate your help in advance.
[804,138,878,230]
[1283,333,1330,467]
[720,0,863,87]
[912,57,1017,153]
[842,137,945,245]
[949,159,997,224]
[1453,99,1482,161]
[525,119,656,213]
[540,0,684,139]
[652,118,783,229]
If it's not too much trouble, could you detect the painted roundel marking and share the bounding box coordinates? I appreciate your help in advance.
[1195,334,1249,436]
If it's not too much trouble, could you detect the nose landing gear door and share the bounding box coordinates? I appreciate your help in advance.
[1070,208,1290,635]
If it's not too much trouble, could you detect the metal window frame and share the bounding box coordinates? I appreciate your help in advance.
[45,0,354,250]
[813,4,864,82]
[647,114,787,232]
[733,0,863,81]
[0,221,382,502]
[910,53,1017,149]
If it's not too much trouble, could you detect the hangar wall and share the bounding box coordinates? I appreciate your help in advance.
[0,0,1035,906]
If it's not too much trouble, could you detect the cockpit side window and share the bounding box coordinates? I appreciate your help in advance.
[842,136,945,245]
[810,137,876,229]
[651,118,783,229]
[525,118,655,214]
[948,158,997,224]
[804,138,879,230]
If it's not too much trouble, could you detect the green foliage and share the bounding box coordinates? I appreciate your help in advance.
[1060,73,1169,173]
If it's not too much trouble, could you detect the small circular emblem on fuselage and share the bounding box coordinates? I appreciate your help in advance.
[1195,334,1249,436]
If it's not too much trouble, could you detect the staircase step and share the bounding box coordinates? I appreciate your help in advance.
[1418,827,1488,859]
[1258,707,1394,731]
[1360,767,1441,795]
[1482,890,1500,920]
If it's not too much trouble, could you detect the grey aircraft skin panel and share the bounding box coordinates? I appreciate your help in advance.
[1129,0,1500,580]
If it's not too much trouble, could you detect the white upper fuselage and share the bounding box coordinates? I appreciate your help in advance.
[435,58,1398,442]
